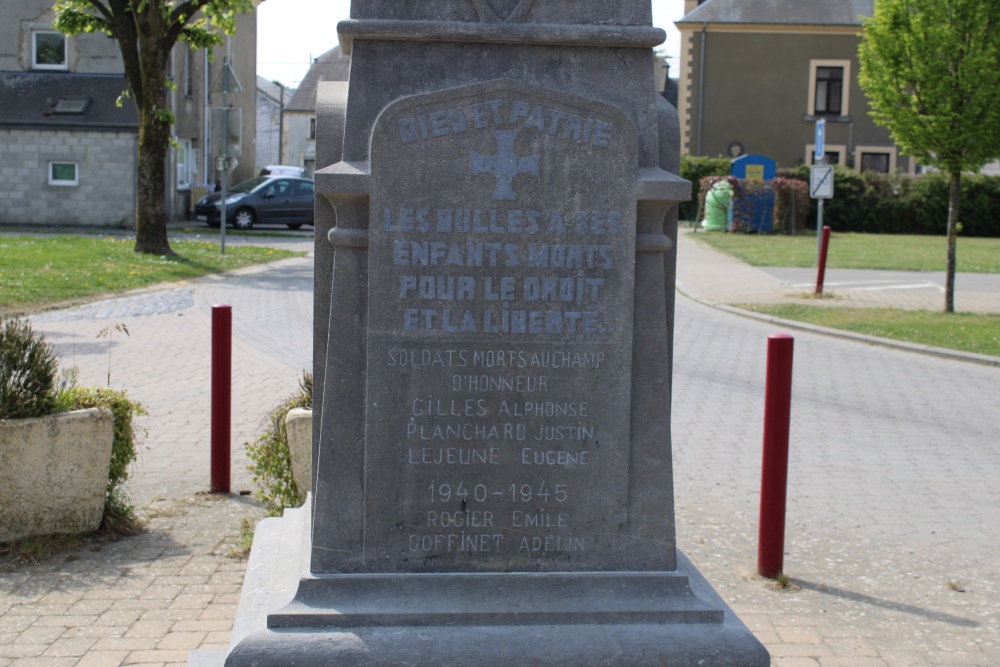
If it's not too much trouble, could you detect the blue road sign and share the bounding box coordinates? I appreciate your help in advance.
[815,118,826,161]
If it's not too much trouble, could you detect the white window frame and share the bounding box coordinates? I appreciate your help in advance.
[808,59,851,117]
[48,161,79,186]
[855,146,898,174]
[176,138,194,189]
[32,30,68,70]
[806,144,847,166]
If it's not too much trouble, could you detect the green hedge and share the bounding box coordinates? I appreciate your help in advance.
[778,166,1000,237]
[679,155,731,222]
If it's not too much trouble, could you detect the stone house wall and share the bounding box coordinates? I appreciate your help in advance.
[0,128,136,226]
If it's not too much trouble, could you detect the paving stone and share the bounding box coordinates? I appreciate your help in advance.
[74,650,130,667]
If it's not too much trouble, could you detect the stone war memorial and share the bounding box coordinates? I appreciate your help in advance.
[193,0,769,665]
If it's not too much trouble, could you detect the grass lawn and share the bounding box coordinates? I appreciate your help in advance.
[690,231,1000,273]
[738,304,1000,358]
[688,231,1000,357]
[0,235,303,314]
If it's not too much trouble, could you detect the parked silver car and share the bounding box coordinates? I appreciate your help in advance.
[194,176,314,230]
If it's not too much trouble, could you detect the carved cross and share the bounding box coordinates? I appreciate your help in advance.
[471,130,540,200]
[470,0,536,23]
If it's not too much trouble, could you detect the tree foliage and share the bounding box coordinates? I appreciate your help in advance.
[858,0,1000,311]
[52,0,254,255]
[858,0,1000,174]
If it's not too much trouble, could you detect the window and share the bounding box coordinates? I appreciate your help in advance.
[264,180,291,198]
[856,146,897,174]
[808,60,852,117]
[806,144,847,166]
[53,98,90,114]
[176,139,193,189]
[294,180,314,196]
[309,117,316,139]
[184,48,194,97]
[860,153,889,173]
[33,31,67,70]
[49,162,78,186]
[814,67,843,115]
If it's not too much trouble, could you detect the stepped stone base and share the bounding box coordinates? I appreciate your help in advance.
[190,502,768,667]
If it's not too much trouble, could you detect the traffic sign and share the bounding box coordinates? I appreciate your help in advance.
[814,118,826,160]
[810,164,834,199]
[215,156,239,172]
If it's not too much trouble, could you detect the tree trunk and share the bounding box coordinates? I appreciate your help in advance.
[132,24,172,255]
[944,171,960,313]
[134,107,172,255]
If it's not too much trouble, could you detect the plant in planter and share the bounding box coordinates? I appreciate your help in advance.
[0,318,144,544]
[246,372,312,516]
[1,318,58,420]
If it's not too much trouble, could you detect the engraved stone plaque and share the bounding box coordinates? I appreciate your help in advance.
[364,79,639,572]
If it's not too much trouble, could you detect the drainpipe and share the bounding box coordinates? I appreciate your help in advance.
[278,83,284,165]
[204,47,211,186]
[848,122,855,168]
[697,22,706,157]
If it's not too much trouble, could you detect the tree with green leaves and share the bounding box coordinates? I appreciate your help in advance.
[53,0,254,255]
[858,0,1000,313]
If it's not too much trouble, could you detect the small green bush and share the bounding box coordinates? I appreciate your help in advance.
[0,318,58,419]
[61,386,146,529]
[247,373,312,516]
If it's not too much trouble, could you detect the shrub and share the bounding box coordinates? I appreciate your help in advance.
[61,386,146,531]
[247,372,313,516]
[695,176,809,234]
[777,167,1000,237]
[0,318,58,419]
[680,155,731,221]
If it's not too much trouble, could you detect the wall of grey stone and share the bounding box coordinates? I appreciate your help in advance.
[0,128,136,226]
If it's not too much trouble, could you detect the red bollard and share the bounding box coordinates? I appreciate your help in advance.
[815,225,832,295]
[211,304,232,494]
[757,333,794,578]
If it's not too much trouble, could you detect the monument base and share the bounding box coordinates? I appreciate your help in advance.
[191,501,768,667]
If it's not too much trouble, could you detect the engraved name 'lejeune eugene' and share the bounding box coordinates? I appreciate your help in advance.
[365,84,638,572]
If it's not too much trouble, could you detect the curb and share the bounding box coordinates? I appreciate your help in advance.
[676,284,1000,369]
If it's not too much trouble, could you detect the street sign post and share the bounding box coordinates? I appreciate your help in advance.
[210,58,242,255]
[809,164,834,199]
[812,119,830,261]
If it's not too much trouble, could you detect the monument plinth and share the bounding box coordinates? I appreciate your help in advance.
[194,2,770,665]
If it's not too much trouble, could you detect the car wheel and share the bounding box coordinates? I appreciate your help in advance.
[233,207,255,230]
[286,223,303,230]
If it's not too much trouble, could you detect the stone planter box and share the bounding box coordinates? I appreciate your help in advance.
[285,408,312,504]
[0,408,115,543]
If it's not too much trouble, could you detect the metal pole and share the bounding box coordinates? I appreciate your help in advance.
[816,198,824,261]
[696,23,707,156]
[757,333,794,579]
[815,226,832,295]
[211,304,232,494]
[219,57,229,255]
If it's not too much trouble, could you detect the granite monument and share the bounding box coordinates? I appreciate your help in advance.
[193,1,770,665]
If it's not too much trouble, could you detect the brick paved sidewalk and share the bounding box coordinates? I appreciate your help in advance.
[3,252,312,667]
